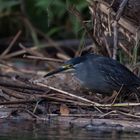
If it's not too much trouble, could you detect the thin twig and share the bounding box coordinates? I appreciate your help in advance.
[35,28,67,56]
[23,55,64,63]
[1,30,22,56]
[68,5,100,49]
[115,0,129,21]
[0,100,36,105]
[25,109,48,120]
[102,103,140,107]
[119,42,133,58]
[2,39,92,59]
[19,43,43,57]
[0,86,27,99]
[100,110,117,118]
[118,110,140,119]
[108,0,116,8]
[0,80,44,92]
[132,27,140,65]
[111,84,124,105]
[113,21,118,59]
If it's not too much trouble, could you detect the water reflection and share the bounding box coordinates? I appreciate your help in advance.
[0,119,140,140]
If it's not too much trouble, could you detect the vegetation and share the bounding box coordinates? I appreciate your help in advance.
[0,0,139,64]
[0,0,89,41]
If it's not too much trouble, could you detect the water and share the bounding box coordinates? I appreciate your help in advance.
[0,119,140,140]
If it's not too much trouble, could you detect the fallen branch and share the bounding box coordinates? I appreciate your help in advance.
[36,82,101,106]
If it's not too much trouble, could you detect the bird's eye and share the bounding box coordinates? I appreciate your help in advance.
[68,64,73,68]
[63,64,73,69]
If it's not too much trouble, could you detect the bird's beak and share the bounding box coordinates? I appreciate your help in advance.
[44,65,73,77]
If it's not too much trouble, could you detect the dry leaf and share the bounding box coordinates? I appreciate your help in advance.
[60,104,70,116]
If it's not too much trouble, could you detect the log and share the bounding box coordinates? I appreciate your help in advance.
[104,0,140,25]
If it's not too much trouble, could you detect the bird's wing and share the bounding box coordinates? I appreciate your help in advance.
[92,56,136,86]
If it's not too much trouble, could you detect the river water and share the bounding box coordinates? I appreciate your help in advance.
[0,119,140,140]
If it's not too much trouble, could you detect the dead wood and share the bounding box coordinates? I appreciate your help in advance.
[104,0,140,25]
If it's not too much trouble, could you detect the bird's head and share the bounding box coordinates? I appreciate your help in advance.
[44,56,86,77]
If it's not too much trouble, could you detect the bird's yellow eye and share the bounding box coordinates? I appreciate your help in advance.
[62,64,73,69]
